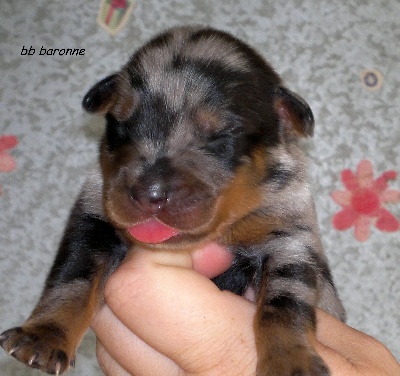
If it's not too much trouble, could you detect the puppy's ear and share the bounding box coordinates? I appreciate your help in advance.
[82,73,135,121]
[82,74,118,113]
[273,86,314,138]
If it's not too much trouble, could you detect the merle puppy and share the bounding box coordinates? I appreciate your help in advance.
[0,25,345,375]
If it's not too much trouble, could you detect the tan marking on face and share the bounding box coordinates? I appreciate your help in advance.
[211,147,270,240]
[194,108,225,134]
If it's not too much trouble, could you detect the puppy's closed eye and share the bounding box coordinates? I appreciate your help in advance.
[104,114,131,151]
[205,132,236,158]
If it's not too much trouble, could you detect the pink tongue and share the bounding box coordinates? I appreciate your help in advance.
[128,219,179,244]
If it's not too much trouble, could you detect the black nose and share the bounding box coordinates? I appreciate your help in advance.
[147,182,168,207]
[131,181,169,214]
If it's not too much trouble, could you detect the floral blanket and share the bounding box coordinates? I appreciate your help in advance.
[0,1,399,375]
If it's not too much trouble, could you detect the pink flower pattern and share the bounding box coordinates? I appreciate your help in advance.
[332,159,400,242]
[0,135,18,195]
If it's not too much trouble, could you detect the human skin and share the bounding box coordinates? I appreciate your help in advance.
[91,244,400,376]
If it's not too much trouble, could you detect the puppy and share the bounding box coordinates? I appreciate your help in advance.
[0,25,345,375]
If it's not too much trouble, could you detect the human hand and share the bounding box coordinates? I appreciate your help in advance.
[91,244,400,376]
[315,309,400,375]
[92,244,257,375]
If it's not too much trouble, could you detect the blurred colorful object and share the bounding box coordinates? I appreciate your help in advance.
[359,69,384,92]
[98,0,136,36]
[0,135,18,195]
[332,159,400,242]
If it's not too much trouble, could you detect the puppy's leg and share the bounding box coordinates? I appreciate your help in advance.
[0,202,127,374]
[1,278,102,374]
[254,242,330,376]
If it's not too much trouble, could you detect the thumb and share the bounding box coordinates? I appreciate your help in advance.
[103,248,257,374]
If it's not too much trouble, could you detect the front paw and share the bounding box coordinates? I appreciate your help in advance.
[0,326,75,375]
[257,346,330,376]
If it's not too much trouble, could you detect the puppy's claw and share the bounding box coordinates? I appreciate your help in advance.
[28,352,38,366]
[8,346,17,356]
[55,362,61,376]
[0,326,72,374]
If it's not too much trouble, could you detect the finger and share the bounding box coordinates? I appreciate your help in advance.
[104,249,257,374]
[314,340,355,376]
[316,309,379,357]
[316,309,400,375]
[191,242,233,278]
[92,304,182,376]
[96,340,131,376]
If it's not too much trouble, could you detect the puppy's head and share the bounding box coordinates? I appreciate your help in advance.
[82,26,314,248]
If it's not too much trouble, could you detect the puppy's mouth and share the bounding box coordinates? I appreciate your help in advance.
[127,218,180,244]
